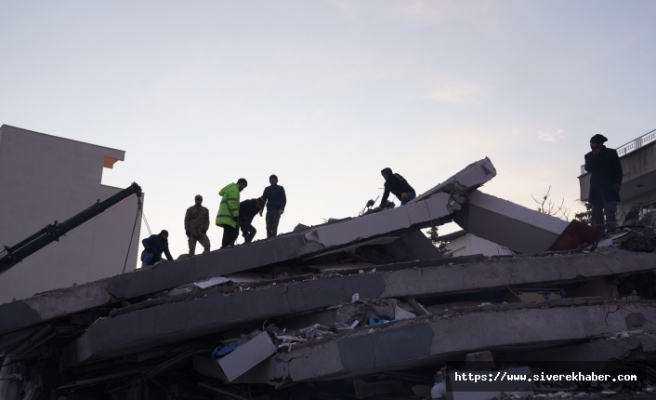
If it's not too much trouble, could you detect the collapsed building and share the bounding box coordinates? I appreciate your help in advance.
[1,158,656,400]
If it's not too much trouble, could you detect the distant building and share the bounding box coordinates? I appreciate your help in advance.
[0,125,142,304]
[440,230,513,257]
[578,129,656,220]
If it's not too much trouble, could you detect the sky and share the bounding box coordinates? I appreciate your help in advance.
[1,0,655,258]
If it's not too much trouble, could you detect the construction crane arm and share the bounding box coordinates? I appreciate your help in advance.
[0,182,142,276]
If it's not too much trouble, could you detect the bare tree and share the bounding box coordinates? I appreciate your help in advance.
[531,186,571,220]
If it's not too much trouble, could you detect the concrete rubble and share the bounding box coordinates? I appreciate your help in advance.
[1,157,656,400]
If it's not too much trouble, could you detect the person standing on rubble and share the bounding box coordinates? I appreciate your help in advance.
[184,195,210,256]
[140,230,173,266]
[584,134,623,234]
[376,168,416,210]
[216,178,248,248]
[239,197,265,244]
[261,174,286,238]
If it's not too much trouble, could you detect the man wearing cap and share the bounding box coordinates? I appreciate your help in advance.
[239,197,265,244]
[584,134,623,234]
[184,195,210,256]
[216,178,248,248]
[261,174,287,238]
[141,230,173,266]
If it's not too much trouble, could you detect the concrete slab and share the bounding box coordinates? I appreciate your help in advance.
[66,248,656,365]
[453,190,569,254]
[0,282,115,336]
[218,330,276,382]
[304,193,453,249]
[237,301,656,385]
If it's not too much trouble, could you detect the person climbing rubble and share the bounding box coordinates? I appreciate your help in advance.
[216,178,248,248]
[584,134,623,234]
[261,174,286,238]
[184,194,210,256]
[239,197,265,244]
[140,230,173,266]
[375,167,416,211]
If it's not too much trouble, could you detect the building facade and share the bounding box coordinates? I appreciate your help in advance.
[0,125,142,304]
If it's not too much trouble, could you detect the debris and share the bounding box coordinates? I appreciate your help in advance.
[394,304,416,320]
[353,379,406,399]
[167,286,192,296]
[431,381,447,399]
[211,342,238,359]
[194,276,232,289]
[216,330,276,382]
[6,154,656,400]
[465,350,494,371]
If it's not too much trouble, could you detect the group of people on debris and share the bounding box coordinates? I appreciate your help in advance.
[140,133,623,266]
[139,168,417,266]
[140,174,287,266]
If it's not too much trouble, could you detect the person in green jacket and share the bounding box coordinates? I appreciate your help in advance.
[216,178,248,248]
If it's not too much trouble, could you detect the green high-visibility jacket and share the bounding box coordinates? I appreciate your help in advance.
[216,183,240,228]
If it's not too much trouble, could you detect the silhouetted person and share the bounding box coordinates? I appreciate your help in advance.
[584,134,623,234]
[141,230,173,266]
[185,195,210,256]
[239,197,265,243]
[376,168,415,210]
[261,175,286,238]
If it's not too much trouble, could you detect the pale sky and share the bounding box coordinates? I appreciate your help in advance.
[1,1,655,258]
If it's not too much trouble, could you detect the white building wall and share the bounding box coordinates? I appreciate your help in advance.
[0,125,141,303]
[446,233,511,257]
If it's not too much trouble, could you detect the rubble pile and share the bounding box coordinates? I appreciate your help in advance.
[1,158,656,400]
[618,211,656,253]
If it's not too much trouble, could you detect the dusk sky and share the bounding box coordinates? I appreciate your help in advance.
[1,1,655,258]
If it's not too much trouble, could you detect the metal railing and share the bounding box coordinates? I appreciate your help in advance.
[580,128,656,175]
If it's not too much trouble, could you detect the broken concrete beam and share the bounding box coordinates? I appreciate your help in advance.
[236,300,656,385]
[411,157,496,203]
[302,192,453,250]
[65,248,656,365]
[0,158,497,338]
[453,190,571,254]
[0,283,114,337]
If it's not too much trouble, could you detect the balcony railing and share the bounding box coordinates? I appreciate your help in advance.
[580,128,656,175]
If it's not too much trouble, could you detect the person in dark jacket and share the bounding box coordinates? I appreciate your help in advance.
[376,168,416,210]
[141,230,173,266]
[261,175,286,238]
[239,197,265,244]
[584,134,623,233]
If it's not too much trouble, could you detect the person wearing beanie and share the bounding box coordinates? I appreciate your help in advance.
[261,174,287,238]
[376,167,416,210]
[184,195,211,256]
[216,178,248,248]
[237,197,265,244]
[584,134,623,234]
[140,230,173,266]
